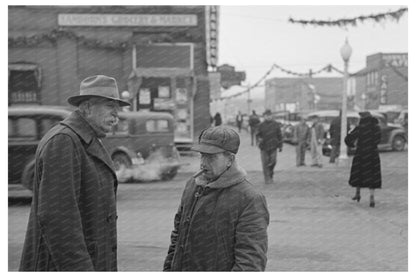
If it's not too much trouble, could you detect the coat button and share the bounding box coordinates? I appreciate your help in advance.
[112,245,117,252]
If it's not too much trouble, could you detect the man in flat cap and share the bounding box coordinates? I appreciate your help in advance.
[164,126,269,271]
[20,75,130,271]
[309,114,325,168]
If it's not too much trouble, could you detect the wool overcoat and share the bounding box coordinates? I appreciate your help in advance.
[256,120,283,151]
[19,111,118,271]
[344,116,382,189]
[163,164,269,271]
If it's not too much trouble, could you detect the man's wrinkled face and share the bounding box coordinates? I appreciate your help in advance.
[264,114,273,121]
[199,152,232,181]
[86,98,121,133]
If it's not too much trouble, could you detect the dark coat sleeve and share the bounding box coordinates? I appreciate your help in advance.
[373,125,382,145]
[232,194,270,271]
[344,127,359,148]
[276,123,283,149]
[37,134,94,271]
[163,203,183,271]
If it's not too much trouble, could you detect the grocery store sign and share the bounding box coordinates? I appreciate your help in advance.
[58,13,197,26]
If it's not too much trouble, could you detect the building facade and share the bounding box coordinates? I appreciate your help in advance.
[265,77,343,113]
[8,5,219,144]
[352,52,408,110]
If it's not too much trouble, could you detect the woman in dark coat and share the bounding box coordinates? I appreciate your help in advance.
[344,112,381,207]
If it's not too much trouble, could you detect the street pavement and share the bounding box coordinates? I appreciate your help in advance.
[8,125,408,271]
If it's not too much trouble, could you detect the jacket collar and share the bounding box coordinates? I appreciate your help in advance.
[60,110,116,173]
[61,110,97,144]
[196,162,247,189]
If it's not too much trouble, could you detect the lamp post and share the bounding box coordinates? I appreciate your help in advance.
[338,38,352,166]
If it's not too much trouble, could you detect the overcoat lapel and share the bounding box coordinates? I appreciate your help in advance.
[61,111,116,177]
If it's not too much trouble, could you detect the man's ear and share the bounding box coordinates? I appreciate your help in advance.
[228,154,235,166]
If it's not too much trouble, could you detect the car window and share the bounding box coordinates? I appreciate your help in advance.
[9,117,37,140]
[376,116,387,127]
[40,118,60,137]
[112,118,129,135]
[146,119,169,133]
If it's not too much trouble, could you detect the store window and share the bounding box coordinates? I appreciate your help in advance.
[8,63,41,104]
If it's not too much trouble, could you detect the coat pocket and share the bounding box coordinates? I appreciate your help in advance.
[86,240,98,262]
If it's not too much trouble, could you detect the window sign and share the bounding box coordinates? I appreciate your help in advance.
[177,109,188,120]
[176,88,188,104]
[154,98,175,110]
[139,88,151,105]
[158,86,170,98]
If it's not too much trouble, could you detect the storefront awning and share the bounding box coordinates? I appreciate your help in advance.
[130,67,194,78]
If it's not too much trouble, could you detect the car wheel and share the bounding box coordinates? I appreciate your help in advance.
[21,160,35,191]
[161,168,178,181]
[392,135,406,151]
[112,153,132,171]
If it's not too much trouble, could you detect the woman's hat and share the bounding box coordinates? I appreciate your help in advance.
[358,111,372,118]
[67,75,131,107]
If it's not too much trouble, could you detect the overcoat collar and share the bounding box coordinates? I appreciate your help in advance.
[195,162,247,190]
[60,111,116,173]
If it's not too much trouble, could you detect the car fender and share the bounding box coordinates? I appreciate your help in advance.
[387,129,407,145]
[110,146,138,161]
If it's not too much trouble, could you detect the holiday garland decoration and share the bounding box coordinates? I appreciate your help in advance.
[219,63,343,100]
[288,7,407,27]
[9,28,201,49]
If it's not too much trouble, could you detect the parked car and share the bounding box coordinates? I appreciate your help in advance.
[103,111,181,182]
[8,106,181,191]
[8,105,73,191]
[307,110,407,156]
[395,109,408,136]
[272,111,307,143]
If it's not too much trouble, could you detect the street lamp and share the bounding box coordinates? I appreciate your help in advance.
[339,38,352,166]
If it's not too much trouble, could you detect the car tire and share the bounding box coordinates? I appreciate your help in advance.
[112,153,132,171]
[161,167,178,181]
[21,160,35,191]
[392,135,406,151]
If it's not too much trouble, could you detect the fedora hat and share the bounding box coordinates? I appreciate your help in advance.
[67,75,130,107]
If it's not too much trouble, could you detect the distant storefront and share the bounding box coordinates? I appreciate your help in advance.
[8,5,219,144]
[352,53,408,110]
[265,77,343,113]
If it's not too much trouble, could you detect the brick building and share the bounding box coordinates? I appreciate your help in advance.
[351,53,408,110]
[8,5,219,145]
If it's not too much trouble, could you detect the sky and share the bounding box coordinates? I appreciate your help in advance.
[217,5,408,99]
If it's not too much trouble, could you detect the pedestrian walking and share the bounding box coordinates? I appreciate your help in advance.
[329,114,341,163]
[214,112,222,126]
[345,111,382,208]
[163,126,269,271]
[309,115,325,168]
[293,116,310,167]
[236,111,243,133]
[19,75,130,271]
[256,109,283,184]
[248,110,261,146]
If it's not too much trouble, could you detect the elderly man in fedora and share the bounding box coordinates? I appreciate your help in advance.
[19,75,130,271]
[164,126,269,271]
